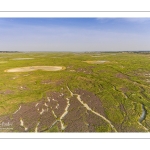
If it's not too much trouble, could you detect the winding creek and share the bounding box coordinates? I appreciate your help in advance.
[59,98,70,130]
[17,86,149,132]
[66,86,117,132]
[48,97,70,131]
[35,122,40,132]
[138,103,149,132]
[13,106,21,114]
[20,118,28,131]
[139,104,147,123]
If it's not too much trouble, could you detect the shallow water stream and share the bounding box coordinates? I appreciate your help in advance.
[139,104,147,123]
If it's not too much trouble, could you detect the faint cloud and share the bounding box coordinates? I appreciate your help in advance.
[122,18,150,23]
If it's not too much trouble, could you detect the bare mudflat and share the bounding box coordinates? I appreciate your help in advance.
[5,66,66,72]
[12,58,34,60]
[83,60,109,64]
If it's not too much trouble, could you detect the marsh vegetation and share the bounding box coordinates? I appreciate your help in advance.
[0,52,150,132]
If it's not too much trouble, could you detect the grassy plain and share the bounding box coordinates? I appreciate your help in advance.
[0,51,150,132]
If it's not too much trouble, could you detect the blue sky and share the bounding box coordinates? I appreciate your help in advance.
[0,18,150,52]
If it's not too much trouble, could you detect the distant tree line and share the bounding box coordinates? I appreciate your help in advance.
[84,51,150,54]
[0,51,20,53]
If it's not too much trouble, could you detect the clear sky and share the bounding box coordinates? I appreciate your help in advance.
[0,18,150,52]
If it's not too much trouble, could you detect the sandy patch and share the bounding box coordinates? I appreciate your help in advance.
[116,73,128,79]
[12,58,34,60]
[5,66,66,72]
[83,60,109,64]
[146,79,150,83]
[69,70,76,72]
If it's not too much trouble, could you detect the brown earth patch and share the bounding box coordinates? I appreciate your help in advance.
[46,92,67,117]
[119,87,129,93]
[87,112,108,132]
[0,91,68,132]
[76,67,93,74]
[0,88,115,132]
[63,89,108,132]
[64,96,89,132]
[41,80,55,85]
[75,89,105,116]
[64,94,108,132]
[116,73,128,79]
[0,90,14,95]
[41,79,64,86]
[77,76,92,82]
